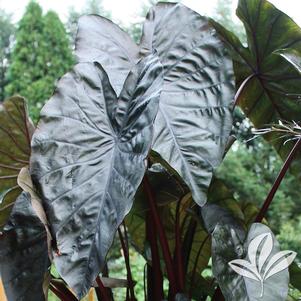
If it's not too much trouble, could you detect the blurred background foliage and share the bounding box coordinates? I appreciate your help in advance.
[0,0,300,300]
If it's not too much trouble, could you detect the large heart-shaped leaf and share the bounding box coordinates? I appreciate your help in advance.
[0,96,34,229]
[75,14,139,96]
[0,192,49,301]
[212,0,301,176]
[140,3,235,205]
[74,4,235,207]
[30,54,163,298]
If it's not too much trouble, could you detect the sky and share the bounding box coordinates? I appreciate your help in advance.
[0,0,300,27]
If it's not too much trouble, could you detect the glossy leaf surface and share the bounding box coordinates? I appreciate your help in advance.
[0,192,49,301]
[75,14,139,96]
[141,2,234,205]
[275,48,301,73]
[30,54,163,298]
[212,0,301,176]
[0,96,34,229]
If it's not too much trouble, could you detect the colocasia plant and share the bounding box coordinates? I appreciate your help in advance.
[0,1,301,301]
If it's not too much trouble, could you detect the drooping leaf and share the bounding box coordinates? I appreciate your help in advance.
[0,192,49,301]
[140,2,234,206]
[17,167,53,258]
[30,54,163,298]
[275,48,301,73]
[0,96,34,229]
[75,14,139,96]
[211,0,301,177]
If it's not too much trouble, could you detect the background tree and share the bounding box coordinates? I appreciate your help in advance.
[0,10,14,102]
[5,1,73,122]
[66,0,112,43]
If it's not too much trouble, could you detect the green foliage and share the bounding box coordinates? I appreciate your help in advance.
[0,10,14,101]
[277,219,301,261]
[66,0,112,43]
[5,1,73,122]
[217,140,300,231]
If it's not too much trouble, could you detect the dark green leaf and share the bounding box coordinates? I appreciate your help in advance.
[0,96,34,229]
[289,262,301,291]
[0,192,49,301]
[75,14,139,96]
[212,0,301,177]
[30,54,163,298]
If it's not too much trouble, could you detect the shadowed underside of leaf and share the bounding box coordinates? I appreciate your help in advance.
[140,2,235,206]
[0,96,34,229]
[0,192,49,301]
[127,167,211,279]
[212,0,301,177]
[30,54,163,298]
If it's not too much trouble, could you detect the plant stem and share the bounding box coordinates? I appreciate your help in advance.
[174,198,185,292]
[146,212,164,300]
[50,279,77,301]
[118,225,136,301]
[182,219,197,275]
[142,176,178,298]
[49,284,70,301]
[260,279,264,298]
[96,276,111,301]
[234,73,256,107]
[188,235,210,299]
[255,138,301,222]
[212,287,225,301]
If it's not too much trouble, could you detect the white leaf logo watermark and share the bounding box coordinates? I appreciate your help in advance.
[228,232,297,298]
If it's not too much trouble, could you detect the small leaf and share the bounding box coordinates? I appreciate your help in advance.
[228,259,261,281]
[264,250,297,280]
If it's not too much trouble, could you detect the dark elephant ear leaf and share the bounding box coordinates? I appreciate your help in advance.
[0,192,49,301]
[212,0,301,177]
[0,96,34,229]
[75,14,139,96]
[30,53,163,299]
[140,2,235,206]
